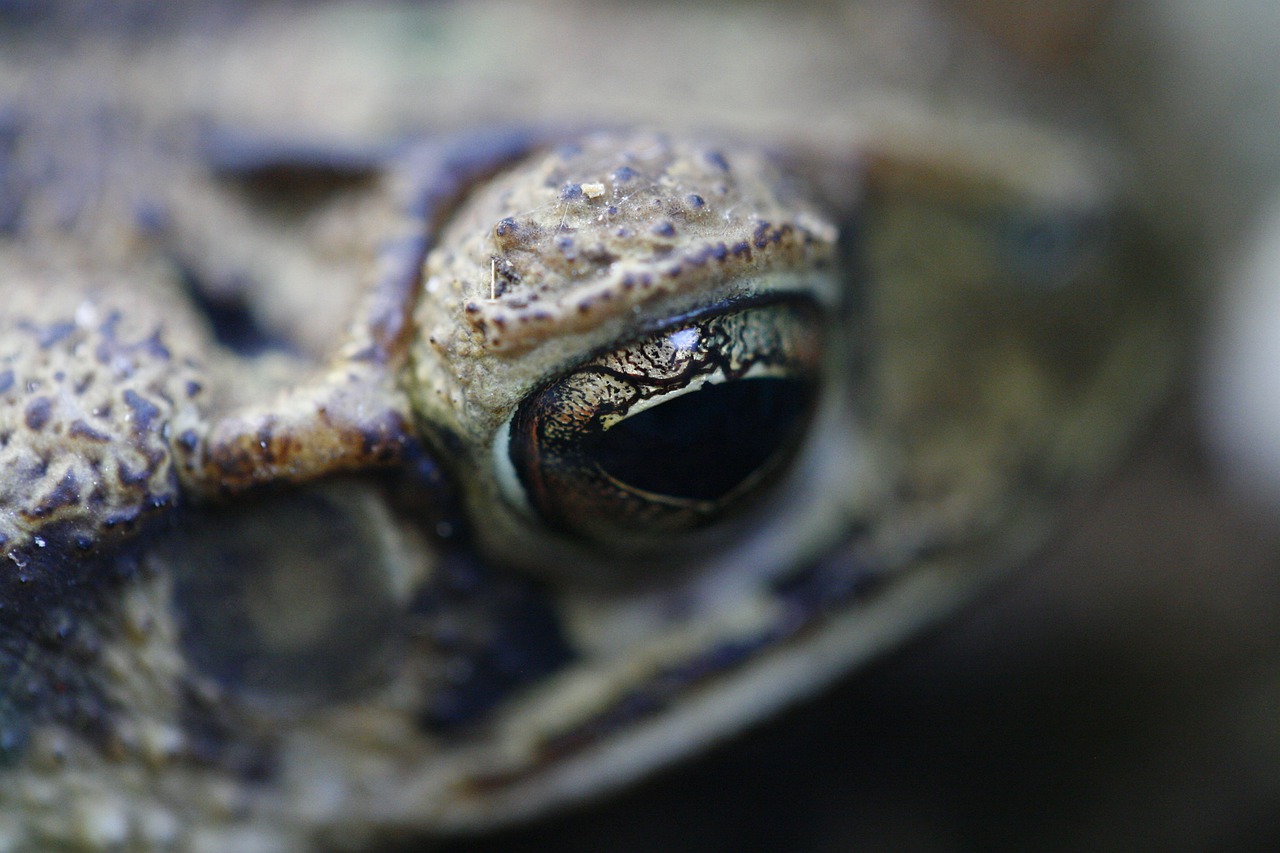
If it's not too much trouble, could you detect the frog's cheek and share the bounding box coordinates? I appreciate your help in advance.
[152,482,418,712]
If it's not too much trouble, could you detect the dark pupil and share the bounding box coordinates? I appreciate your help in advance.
[587,377,814,502]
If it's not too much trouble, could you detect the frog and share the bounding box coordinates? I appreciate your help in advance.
[0,2,1187,851]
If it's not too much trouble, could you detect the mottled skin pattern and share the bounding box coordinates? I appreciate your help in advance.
[0,274,207,556]
[0,5,1189,853]
[419,132,835,360]
[412,131,843,572]
[0,276,203,783]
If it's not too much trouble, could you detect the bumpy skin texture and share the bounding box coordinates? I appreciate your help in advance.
[419,131,835,359]
[0,271,207,558]
[412,132,837,438]
[0,5,1190,853]
[412,131,841,564]
[0,136,1181,853]
[0,267,209,796]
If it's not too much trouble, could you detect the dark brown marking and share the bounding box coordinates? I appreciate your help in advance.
[67,420,111,443]
[122,389,161,434]
[23,396,52,431]
[176,429,200,454]
[753,220,772,249]
[32,320,76,349]
[27,470,81,519]
[117,461,150,487]
[362,232,429,361]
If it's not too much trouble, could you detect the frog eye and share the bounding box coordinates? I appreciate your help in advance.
[500,299,824,546]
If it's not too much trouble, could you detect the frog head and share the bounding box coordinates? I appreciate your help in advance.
[0,114,1182,850]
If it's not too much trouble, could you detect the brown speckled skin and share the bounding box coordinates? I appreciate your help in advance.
[0,259,210,559]
[0,4,1193,853]
[411,131,842,564]
[414,131,837,423]
[0,125,1183,853]
[421,132,836,355]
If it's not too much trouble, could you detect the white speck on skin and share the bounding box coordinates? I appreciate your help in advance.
[668,327,699,352]
[74,300,99,328]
